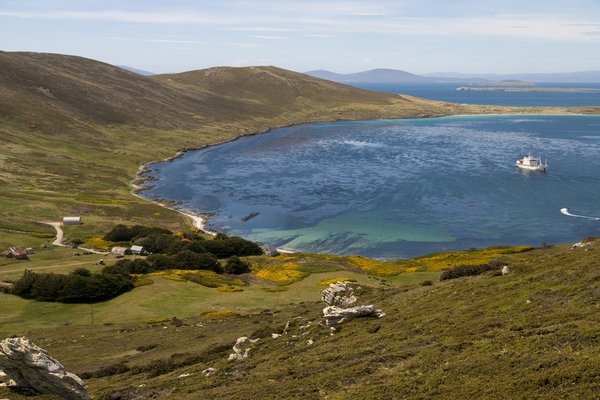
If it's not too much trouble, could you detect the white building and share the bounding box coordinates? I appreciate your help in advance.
[63,216,82,225]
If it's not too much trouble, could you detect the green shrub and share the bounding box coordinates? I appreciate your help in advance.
[439,264,497,281]
[104,224,172,242]
[11,267,134,303]
[223,256,251,274]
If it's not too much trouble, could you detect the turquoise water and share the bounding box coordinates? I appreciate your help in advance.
[145,115,600,258]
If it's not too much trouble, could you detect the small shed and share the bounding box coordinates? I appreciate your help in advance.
[63,216,82,225]
[111,246,128,256]
[4,247,28,260]
[130,245,146,255]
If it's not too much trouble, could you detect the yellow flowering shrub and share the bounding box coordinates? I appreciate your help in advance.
[84,235,112,250]
[217,286,244,292]
[319,277,357,286]
[413,246,534,271]
[133,278,154,287]
[254,267,308,285]
[203,310,239,319]
[162,274,187,282]
[347,256,414,276]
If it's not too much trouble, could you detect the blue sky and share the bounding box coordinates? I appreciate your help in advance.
[2,0,600,74]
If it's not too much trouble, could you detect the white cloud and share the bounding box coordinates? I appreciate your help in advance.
[103,37,200,44]
[305,33,337,38]
[251,35,289,40]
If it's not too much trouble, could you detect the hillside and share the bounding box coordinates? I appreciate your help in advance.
[0,51,463,237]
[1,240,598,399]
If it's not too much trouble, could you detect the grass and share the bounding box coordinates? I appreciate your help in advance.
[1,240,599,399]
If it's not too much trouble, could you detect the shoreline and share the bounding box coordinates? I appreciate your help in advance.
[129,111,600,245]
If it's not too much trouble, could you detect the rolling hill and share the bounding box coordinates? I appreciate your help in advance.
[0,51,599,238]
[0,51,471,237]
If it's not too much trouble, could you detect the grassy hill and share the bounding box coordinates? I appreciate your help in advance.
[1,240,598,399]
[0,51,468,239]
[2,51,600,239]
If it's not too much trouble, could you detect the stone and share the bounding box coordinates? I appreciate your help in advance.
[321,281,358,308]
[501,265,510,276]
[321,281,385,325]
[202,367,217,377]
[0,336,89,400]
[323,305,385,325]
[228,337,259,361]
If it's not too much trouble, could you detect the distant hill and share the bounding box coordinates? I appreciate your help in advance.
[117,65,155,76]
[309,68,600,84]
[477,79,535,87]
[306,68,432,83]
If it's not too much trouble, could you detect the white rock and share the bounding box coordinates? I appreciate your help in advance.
[501,266,510,276]
[228,337,259,361]
[0,337,89,400]
[271,333,282,339]
[323,305,385,325]
[321,281,385,325]
[177,373,192,378]
[202,367,217,377]
[321,281,358,308]
[307,339,314,346]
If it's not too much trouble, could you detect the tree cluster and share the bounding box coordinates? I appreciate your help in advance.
[103,224,172,242]
[11,267,134,303]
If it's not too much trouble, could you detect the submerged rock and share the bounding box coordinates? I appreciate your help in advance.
[0,336,89,400]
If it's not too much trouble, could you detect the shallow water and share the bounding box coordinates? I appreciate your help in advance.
[144,115,600,258]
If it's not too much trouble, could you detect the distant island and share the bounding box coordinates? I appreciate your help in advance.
[476,79,535,87]
[456,86,600,92]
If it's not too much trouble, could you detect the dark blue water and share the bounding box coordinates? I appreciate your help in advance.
[352,83,600,107]
[144,115,600,258]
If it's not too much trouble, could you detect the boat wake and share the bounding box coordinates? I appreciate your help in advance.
[560,208,600,221]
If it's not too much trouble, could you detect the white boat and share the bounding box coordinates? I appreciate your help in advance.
[516,153,548,172]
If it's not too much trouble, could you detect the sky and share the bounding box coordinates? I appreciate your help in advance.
[2,0,600,74]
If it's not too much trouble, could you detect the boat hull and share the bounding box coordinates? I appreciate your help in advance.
[516,162,547,172]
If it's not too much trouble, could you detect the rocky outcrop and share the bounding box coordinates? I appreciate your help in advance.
[321,281,385,325]
[228,337,259,361]
[0,336,89,400]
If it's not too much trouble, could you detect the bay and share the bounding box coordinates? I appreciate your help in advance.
[144,114,600,258]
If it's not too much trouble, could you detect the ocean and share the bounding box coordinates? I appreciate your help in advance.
[144,110,600,258]
[352,82,600,107]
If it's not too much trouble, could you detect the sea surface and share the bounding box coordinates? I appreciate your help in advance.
[144,114,600,258]
[353,82,600,107]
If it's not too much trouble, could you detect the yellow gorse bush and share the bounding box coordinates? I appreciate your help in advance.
[203,310,239,318]
[84,235,112,250]
[254,267,308,285]
[319,277,357,286]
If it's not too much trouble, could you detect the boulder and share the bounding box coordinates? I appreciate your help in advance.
[501,265,510,276]
[0,336,88,400]
[228,337,259,361]
[323,305,385,325]
[321,281,358,308]
[321,281,385,325]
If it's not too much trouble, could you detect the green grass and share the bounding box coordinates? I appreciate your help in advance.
[1,241,599,400]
